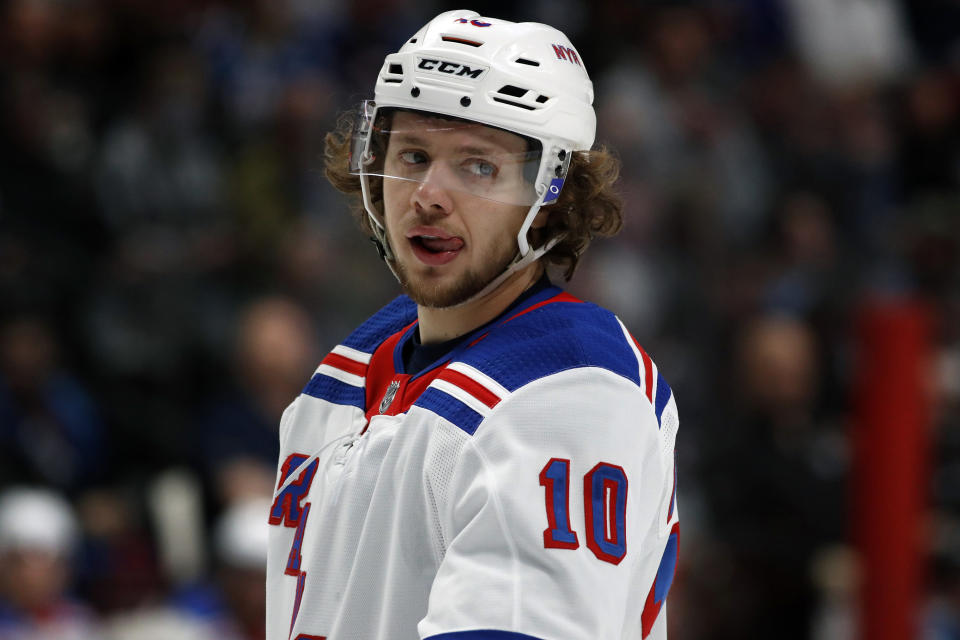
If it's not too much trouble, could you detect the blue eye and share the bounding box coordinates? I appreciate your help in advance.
[464,159,497,178]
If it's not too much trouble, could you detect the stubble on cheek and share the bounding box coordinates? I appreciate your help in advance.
[381,179,524,308]
[390,236,518,309]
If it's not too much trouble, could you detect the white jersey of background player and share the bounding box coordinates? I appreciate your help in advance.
[266,10,680,640]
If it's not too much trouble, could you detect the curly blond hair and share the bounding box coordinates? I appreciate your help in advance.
[323,110,623,280]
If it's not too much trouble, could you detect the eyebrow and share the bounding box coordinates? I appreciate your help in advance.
[391,133,507,157]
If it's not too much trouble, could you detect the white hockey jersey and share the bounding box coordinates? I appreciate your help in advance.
[266,286,680,640]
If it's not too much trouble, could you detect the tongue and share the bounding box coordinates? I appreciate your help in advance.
[421,237,464,252]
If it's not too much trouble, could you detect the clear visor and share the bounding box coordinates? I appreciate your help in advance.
[349,102,544,207]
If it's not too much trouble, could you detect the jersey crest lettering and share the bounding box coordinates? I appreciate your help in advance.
[269,454,318,528]
[285,502,311,576]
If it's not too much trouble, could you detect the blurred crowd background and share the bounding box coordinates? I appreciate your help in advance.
[0,0,958,638]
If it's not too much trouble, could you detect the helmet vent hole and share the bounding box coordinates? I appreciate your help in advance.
[536,94,549,103]
[492,96,536,111]
[441,35,483,47]
[515,57,540,67]
[497,85,528,98]
[409,38,417,43]
[383,62,404,84]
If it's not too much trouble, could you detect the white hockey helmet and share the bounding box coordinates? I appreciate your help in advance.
[0,487,78,556]
[351,9,596,273]
[214,497,271,569]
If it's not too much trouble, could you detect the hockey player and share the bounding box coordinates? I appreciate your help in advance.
[266,10,680,640]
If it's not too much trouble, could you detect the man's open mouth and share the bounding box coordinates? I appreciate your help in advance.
[410,235,465,253]
[406,229,465,265]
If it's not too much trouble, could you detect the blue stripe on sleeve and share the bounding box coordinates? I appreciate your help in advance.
[654,373,672,427]
[301,373,365,409]
[424,631,545,640]
[654,530,679,602]
[415,387,485,435]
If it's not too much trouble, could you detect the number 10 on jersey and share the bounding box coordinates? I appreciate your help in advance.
[539,458,628,565]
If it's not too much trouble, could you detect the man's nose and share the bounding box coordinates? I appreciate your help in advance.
[411,163,456,214]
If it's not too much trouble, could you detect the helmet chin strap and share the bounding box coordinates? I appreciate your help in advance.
[360,173,561,310]
[360,171,400,281]
[440,204,561,310]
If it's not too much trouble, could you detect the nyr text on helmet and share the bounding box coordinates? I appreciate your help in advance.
[552,44,582,67]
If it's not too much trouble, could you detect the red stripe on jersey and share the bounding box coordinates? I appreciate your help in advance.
[364,321,417,412]
[363,318,455,425]
[503,292,582,324]
[641,521,680,638]
[631,335,654,403]
[640,560,660,637]
[320,352,368,377]
[467,332,489,348]
[436,368,501,409]
[364,366,451,425]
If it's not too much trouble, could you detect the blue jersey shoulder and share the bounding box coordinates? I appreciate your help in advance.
[412,296,647,435]
[341,295,418,354]
[458,298,643,392]
[301,295,416,408]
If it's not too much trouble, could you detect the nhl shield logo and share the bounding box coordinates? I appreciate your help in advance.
[379,380,400,414]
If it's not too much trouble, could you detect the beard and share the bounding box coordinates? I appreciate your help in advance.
[391,239,518,308]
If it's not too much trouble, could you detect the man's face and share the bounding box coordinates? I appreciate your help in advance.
[0,548,69,611]
[381,111,535,308]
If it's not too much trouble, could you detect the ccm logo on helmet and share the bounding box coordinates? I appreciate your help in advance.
[417,57,487,79]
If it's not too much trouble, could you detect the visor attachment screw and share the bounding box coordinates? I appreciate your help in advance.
[411,87,420,97]
[460,96,471,107]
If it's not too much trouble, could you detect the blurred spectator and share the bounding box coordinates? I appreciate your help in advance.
[0,316,106,493]
[699,313,846,639]
[899,69,960,198]
[95,45,225,239]
[784,0,913,87]
[106,497,270,640]
[195,296,319,507]
[596,4,772,248]
[194,0,339,130]
[0,487,103,640]
[762,189,848,323]
[202,497,270,639]
[810,545,859,640]
[925,517,960,640]
[74,488,166,615]
[79,41,239,477]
